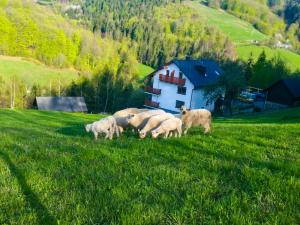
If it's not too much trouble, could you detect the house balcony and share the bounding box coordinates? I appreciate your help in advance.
[144,99,160,108]
[159,74,186,86]
[144,86,161,95]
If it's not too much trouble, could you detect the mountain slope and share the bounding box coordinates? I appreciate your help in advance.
[184,1,267,45]
[186,1,300,71]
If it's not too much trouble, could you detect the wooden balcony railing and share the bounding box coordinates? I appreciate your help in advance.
[144,86,161,95]
[159,74,186,86]
[144,99,160,108]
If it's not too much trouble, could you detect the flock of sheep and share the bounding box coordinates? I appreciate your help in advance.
[85,106,212,140]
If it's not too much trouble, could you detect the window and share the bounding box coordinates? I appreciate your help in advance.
[179,71,183,79]
[175,100,185,109]
[166,70,170,76]
[195,65,207,77]
[177,86,186,95]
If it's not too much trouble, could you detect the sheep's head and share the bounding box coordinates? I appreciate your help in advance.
[85,124,92,132]
[139,130,147,139]
[151,129,160,139]
[180,105,188,115]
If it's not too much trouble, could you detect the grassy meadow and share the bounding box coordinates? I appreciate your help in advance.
[185,1,267,45]
[0,108,299,224]
[237,45,300,71]
[0,56,153,87]
[185,1,300,71]
[138,64,154,79]
[0,56,78,86]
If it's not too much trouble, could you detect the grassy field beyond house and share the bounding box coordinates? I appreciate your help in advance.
[185,1,266,45]
[0,56,78,86]
[138,63,154,79]
[0,108,299,224]
[237,45,300,71]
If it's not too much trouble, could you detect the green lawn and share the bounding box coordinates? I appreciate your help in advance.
[0,56,78,86]
[138,63,154,79]
[237,45,300,71]
[0,108,299,224]
[184,1,266,45]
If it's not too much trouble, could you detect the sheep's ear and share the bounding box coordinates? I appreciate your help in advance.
[129,114,135,119]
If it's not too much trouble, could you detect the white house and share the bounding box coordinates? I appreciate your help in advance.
[144,59,222,113]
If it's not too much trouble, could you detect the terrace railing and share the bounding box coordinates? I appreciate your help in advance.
[144,86,161,95]
[144,99,160,108]
[159,74,186,86]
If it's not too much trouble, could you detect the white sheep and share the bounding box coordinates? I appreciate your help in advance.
[127,109,165,131]
[114,115,130,134]
[139,113,174,139]
[151,118,182,139]
[180,106,212,135]
[113,108,148,117]
[85,116,119,140]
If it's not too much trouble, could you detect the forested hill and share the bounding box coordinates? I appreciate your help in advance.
[54,0,300,70]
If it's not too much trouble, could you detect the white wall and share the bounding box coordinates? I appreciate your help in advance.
[151,63,194,113]
[190,89,215,112]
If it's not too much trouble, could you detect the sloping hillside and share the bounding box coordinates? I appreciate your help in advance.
[237,45,300,71]
[185,1,300,71]
[0,0,139,76]
[0,108,299,224]
[0,56,78,86]
[184,1,267,45]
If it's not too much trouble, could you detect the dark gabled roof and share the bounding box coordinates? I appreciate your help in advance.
[282,78,300,97]
[266,77,300,98]
[172,59,222,88]
[147,59,222,88]
[35,97,88,112]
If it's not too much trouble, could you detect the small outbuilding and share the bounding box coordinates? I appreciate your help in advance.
[265,78,300,107]
[34,97,88,113]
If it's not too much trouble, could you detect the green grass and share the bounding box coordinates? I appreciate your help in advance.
[184,1,267,45]
[237,45,300,71]
[0,108,299,224]
[0,56,78,86]
[0,56,153,86]
[184,1,300,72]
[138,63,154,78]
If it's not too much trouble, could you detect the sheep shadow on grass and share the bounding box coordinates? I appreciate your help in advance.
[56,124,88,137]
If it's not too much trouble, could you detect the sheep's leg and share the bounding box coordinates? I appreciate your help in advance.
[118,126,123,134]
[177,126,182,138]
[174,130,178,138]
[173,130,178,138]
[164,131,169,139]
[109,129,113,140]
[104,131,110,140]
[203,123,211,134]
[169,131,173,138]
[183,124,190,135]
[93,132,98,140]
[115,124,120,137]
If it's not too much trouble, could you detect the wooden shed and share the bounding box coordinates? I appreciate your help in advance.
[34,97,88,113]
[265,78,300,107]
